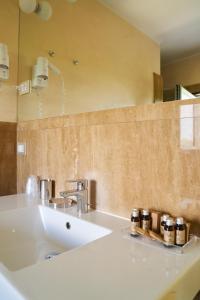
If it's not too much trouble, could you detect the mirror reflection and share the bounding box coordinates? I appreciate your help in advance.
[180,104,200,149]
[0,0,200,197]
[17,0,200,120]
[17,0,161,121]
[1,0,200,122]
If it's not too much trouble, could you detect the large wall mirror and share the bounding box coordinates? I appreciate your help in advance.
[17,0,200,121]
[17,0,161,121]
[1,0,200,123]
[0,0,200,196]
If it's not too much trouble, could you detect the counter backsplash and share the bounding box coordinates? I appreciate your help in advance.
[17,99,200,232]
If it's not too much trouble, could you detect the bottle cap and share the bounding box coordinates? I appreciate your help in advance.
[131,209,139,217]
[142,209,149,216]
[161,214,170,222]
[166,218,175,226]
[176,217,185,225]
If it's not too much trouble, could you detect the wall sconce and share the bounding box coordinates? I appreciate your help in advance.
[32,57,61,89]
[32,57,48,88]
[0,43,9,81]
[19,0,52,21]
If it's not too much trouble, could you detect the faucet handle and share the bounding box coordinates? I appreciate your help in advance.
[67,179,88,191]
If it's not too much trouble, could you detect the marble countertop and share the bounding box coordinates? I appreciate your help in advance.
[0,194,200,300]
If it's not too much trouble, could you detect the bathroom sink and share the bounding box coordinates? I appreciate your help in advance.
[0,205,111,271]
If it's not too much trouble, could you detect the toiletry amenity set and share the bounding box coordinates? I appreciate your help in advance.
[128,208,196,253]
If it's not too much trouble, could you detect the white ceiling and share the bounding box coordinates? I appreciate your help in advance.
[98,0,200,65]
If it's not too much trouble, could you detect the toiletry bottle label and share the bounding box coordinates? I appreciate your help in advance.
[176,230,186,245]
[132,221,140,229]
[164,231,175,244]
[142,220,150,230]
[131,222,140,236]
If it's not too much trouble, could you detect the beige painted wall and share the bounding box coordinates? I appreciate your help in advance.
[162,53,200,89]
[0,0,19,122]
[18,0,160,121]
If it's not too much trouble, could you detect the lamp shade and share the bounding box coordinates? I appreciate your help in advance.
[0,44,9,68]
[35,57,48,79]
[19,0,37,13]
[0,43,9,80]
[36,1,52,21]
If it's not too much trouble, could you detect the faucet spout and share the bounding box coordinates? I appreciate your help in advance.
[60,179,89,215]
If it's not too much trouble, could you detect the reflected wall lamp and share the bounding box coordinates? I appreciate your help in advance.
[32,57,61,88]
[19,0,52,20]
[0,43,9,81]
[18,0,78,21]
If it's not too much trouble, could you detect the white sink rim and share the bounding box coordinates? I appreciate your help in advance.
[0,204,112,272]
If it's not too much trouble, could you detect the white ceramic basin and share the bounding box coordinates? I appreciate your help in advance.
[0,205,111,271]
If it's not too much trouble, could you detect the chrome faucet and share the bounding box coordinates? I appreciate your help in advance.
[60,179,89,215]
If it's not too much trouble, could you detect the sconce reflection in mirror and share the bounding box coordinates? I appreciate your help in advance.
[0,43,9,81]
[19,0,52,21]
[31,56,65,117]
[32,57,61,89]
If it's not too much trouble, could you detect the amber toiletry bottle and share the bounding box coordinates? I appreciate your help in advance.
[164,218,175,246]
[141,209,151,231]
[131,209,140,226]
[131,209,140,235]
[175,217,186,246]
[160,214,170,236]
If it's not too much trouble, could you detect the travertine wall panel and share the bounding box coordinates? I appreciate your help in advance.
[17,100,200,231]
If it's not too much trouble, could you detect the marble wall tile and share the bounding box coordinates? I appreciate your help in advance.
[86,107,136,126]
[39,117,64,130]
[17,101,200,230]
[135,101,178,121]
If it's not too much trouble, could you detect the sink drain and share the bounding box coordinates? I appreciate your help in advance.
[44,251,61,260]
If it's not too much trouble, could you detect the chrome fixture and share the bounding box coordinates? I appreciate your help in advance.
[40,178,53,201]
[60,179,89,215]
